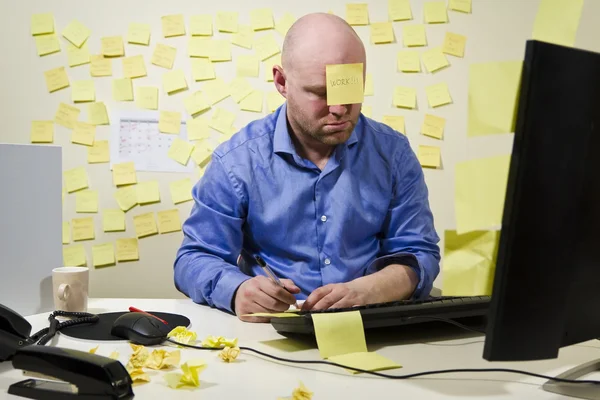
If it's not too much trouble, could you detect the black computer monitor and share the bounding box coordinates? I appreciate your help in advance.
[483,40,600,396]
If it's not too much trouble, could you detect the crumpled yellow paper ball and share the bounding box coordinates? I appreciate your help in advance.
[126,344,149,370]
[278,381,313,400]
[144,349,181,370]
[218,346,240,363]
[127,367,151,383]
[201,335,238,348]
[164,359,207,389]
[167,326,198,345]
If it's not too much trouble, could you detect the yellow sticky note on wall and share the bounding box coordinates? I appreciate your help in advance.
[44,67,69,93]
[188,37,212,58]
[312,311,367,359]
[101,36,124,57]
[388,0,412,21]
[275,13,295,36]
[236,55,260,77]
[136,181,160,204]
[253,34,280,61]
[122,55,147,79]
[31,13,54,35]
[55,103,80,129]
[90,55,112,77]
[425,83,452,107]
[250,8,274,31]
[112,162,137,186]
[88,102,109,125]
[418,145,441,168]
[163,70,188,95]
[75,190,98,213]
[170,178,193,204]
[35,34,60,56]
[209,108,236,134]
[421,48,449,73]
[442,32,467,58]
[364,74,374,96]
[191,58,215,81]
[116,238,139,262]
[133,212,158,238]
[67,43,90,66]
[151,43,177,69]
[443,230,500,296]
[424,2,448,23]
[449,0,472,13]
[187,118,210,141]
[326,63,364,106]
[62,221,70,244]
[72,80,95,103]
[362,105,372,118]
[263,54,281,82]
[162,14,185,38]
[532,0,583,47]
[128,23,151,45]
[228,77,253,103]
[184,92,210,117]
[216,11,238,33]
[62,20,90,48]
[190,15,213,36]
[92,243,115,267]
[421,114,446,139]
[168,138,195,165]
[393,86,416,109]
[136,87,159,110]
[103,209,126,232]
[112,78,133,101]
[114,185,138,212]
[64,167,88,193]
[240,90,263,113]
[31,121,54,143]
[88,140,109,164]
[63,245,86,266]
[71,121,96,146]
[345,3,369,25]
[157,209,182,234]
[159,111,181,134]
[209,40,232,62]
[202,78,230,105]
[191,144,213,167]
[402,25,427,47]
[231,25,254,49]
[397,51,421,72]
[266,91,285,112]
[370,22,394,44]
[72,217,95,241]
[382,115,405,134]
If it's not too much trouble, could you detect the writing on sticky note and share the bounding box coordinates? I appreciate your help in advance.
[388,0,412,21]
[76,190,98,213]
[128,23,151,45]
[44,67,69,93]
[72,217,95,241]
[67,43,89,66]
[88,140,109,163]
[329,352,402,374]
[184,92,210,117]
[162,14,185,37]
[122,55,147,79]
[72,121,96,146]
[163,70,188,95]
[62,221,70,244]
[443,32,467,58]
[31,121,53,143]
[425,82,452,107]
[393,86,416,109]
[62,20,90,48]
[136,181,160,204]
[136,87,158,110]
[236,55,260,77]
[449,0,472,13]
[190,15,212,36]
[202,78,230,105]
[240,90,263,113]
[112,78,133,101]
[266,91,285,112]
[168,138,195,165]
[90,55,112,77]
[326,63,364,106]
[133,212,158,238]
[209,108,236,134]
[35,34,60,56]
[63,245,86,266]
[191,58,215,81]
[158,209,182,234]
[64,167,88,193]
[159,111,181,134]
[250,8,274,31]
[382,115,405,134]
[187,118,210,141]
[254,33,280,61]
[151,43,177,69]
[88,102,109,125]
[421,48,449,73]
[397,51,421,72]
[101,36,124,57]
[216,11,239,33]
[370,22,394,44]
[55,103,80,129]
[418,145,441,168]
[346,3,369,25]
[275,13,295,36]
[402,24,427,47]
[103,209,125,232]
[424,2,448,23]
[114,185,138,211]
[112,161,137,186]
[116,238,139,262]
[170,178,193,204]
[421,114,446,139]
[31,13,54,35]
[312,311,367,359]
[231,25,254,49]
[92,243,115,267]
[72,80,95,103]
[228,77,253,103]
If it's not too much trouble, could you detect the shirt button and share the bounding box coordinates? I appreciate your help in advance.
[324,258,331,265]
[321,215,327,222]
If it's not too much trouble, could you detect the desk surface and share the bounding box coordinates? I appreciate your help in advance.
[1,298,599,399]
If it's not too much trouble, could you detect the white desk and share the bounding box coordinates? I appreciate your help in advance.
[1,298,599,399]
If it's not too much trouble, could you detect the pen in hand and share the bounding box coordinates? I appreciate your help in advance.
[254,255,300,309]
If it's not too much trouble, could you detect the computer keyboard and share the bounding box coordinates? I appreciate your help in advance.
[270,296,491,334]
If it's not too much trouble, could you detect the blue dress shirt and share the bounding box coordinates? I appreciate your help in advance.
[174,103,440,313]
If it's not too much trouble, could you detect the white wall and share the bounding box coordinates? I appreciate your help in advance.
[1,0,599,299]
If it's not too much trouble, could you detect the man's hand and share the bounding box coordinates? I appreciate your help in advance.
[301,281,368,311]
[234,276,300,323]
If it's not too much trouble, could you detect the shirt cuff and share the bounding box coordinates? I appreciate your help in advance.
[211,269,252,314]
[364,252,424,299]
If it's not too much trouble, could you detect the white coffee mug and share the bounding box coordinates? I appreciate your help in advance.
[52,266,89,312]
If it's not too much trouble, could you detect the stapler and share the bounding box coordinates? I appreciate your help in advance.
[9,346,134,399]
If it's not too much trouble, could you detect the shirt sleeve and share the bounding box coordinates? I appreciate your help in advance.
[173,156,251,313]
[365,140,441,299]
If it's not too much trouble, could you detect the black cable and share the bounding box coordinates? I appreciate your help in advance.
[29,311,99,345]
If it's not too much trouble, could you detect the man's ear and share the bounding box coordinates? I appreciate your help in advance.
[273,65,287,99]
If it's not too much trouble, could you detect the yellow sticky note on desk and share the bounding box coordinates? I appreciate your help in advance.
[187,118,210,141]
[112,78,133,101]
[442,32,467,58]
[424,1,448,23]
[62,221,70,244]
[346,3,369,25]
[418,145,441,168]
[114,185,138,211]
[157,209,182,234]
[151,43,177,69]
[31,13,54,35]
[370,22,394,44]
[168,138,195,165]
[31,121,53,143]
[240,90,263,113]
[136,181,160,205]
[44,67,69,93]
[468,61,522,137]
[159,111,181,134]
[35,34,60,56]
[67,43,89,67]
[250,8,274,31]
[116,238,139,262]
[122,55,147,79]
[55,103,80,129]
[64,167,88,193]
[228,77,253,103]
[136,87,158,110]
[133,212,158,238]
[162,14,185,37]
[422,48,449,73]
[62,20,90,48]
[191,58,215,81]
[455,155,510,234]
[397,51,420,72]
[209,108,236,134]
[170,178,193,204]
[449,0,472,13]
[443,230,500,296]
[112,162,137,186]
[236,55,259,77]
[402,24,427,47]
[184,92,210,117]
[388,0,412,21]
[190,15,213,36]
[88,140,109,164]
[72,121,96,146]
[101,36,124,57]
[92,243,115,267]
[128,23,151,45]
[382,115,405,134]
[266,91,285,112]
[75,190,98,213]
[425,82,452,107]
[312,311,367,359]
[163,70,188,95]
[328,352,401,374]
[532,0,583,47]
[231,25,253,49]
[90,55,112,77]
[72,80,95,103]
[393,86,416,109]
[216,11,238,33]
[103,209,125,232]
[254,33,280,61]
[202,78,230,105]
[421,114,445,139]
[275,13,295,36]
[72,217,95,241]
[88,102,109,125]
[326,63,364,106]
[63,245,86,266]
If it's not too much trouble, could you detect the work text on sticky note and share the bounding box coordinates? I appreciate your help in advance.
[326,63,364,106]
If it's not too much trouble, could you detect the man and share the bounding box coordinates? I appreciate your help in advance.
[174,13,440,322]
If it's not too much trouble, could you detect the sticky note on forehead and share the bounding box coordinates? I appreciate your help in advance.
[326,63,364,106]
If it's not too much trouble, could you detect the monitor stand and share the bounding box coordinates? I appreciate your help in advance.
[542,359,600,400]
